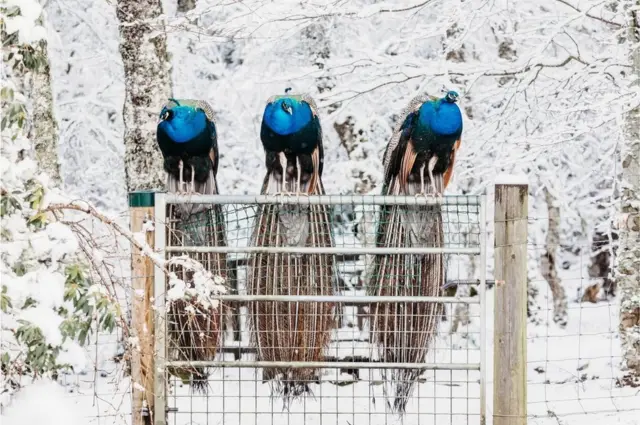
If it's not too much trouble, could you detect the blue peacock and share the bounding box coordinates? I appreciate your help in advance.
[369,91,463,413]
[156,98,219,195]
[387,90,463,196]
[259,89,324,194]
[247,89,335,404]
[155,98,230,394]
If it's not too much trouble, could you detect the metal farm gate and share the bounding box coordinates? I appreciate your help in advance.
[145,193,487,425]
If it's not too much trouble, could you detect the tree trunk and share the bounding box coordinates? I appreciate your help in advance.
[584,230,618,302]
[11,34,61,186]
[541,187,568,327]
[117,0,172,192]
[27,42,62,186]
[617,5,640,383]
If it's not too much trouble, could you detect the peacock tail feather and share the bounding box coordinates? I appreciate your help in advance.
[369,99,446,413]
[166,166,231,394]
[247,146,335,405]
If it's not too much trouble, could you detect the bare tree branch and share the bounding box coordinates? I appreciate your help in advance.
[554,0,622,28]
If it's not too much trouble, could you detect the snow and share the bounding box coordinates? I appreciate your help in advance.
[167,272,187,301]
[19,307,64,346]
[46,221,80,265]
[165,256,227,309]
[26,269,66,309]
[2,0,47,44]
[494,173,529,186]
[1,381,87,425]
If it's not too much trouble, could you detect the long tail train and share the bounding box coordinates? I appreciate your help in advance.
[247,148,335,406]
[166,166,231,393]
[369,144,445,413]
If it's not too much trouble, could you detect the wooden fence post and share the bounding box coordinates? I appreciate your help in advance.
[129,191,156,425]
[493,180,528,425]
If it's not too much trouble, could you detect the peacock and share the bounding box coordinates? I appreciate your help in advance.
[369,90,463,413]
[247,90,335,404]
[156,98,230,393]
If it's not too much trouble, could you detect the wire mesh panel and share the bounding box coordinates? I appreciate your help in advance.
[156,194,486,425]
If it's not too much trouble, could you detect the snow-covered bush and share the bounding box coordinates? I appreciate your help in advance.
[0,1,119,405]
[0,89,119,403]
[1,5,229,407]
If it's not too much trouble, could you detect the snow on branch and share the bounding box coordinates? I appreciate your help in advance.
[45,201,227,302]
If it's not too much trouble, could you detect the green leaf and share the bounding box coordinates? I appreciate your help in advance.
[22,297,36,308]
[1,352,10,367]
[1,287,11,313]
[13,262,26,277]
[78,328,89,346]
[27,211,47,227]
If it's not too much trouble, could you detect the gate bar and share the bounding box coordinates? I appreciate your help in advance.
[165,245,481,255]
[164,193,481,206]
[208,294,479,304]
[165,360,481,370]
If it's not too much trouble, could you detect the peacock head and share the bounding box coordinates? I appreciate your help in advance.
[280,99,293,115]
[444,91,459,103]
[157,99,208,143]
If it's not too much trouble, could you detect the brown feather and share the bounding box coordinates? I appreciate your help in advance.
[247,147,334,404]
[369,138,445,412]
[165,166,229,394]
[443,138,461,189]
[398,141,417,193]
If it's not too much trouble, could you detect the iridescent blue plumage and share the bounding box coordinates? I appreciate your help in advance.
[259,93,323,192]
[155,99,228,394]
[417,91,463,136]
[384,90,463,195]
[158,105,208,143]
[262,98,313,136]
[249,92,334,402]
[156,98,218,186]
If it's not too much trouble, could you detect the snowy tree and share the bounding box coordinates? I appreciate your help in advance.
[617,3,640,383]
[0,1,120,405]
[116,0,172,192]
[541,187,568,326]
[25,41,61,186]
[2,0,61,185]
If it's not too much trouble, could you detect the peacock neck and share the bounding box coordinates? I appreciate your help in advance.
[418,100,462,137]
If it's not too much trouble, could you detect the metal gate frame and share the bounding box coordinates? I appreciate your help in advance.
[151,193,488,425]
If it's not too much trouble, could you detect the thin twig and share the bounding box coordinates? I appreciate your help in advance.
[554,0,622,28]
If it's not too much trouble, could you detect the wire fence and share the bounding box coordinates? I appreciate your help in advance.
[28,189,640,425]
[159,193,485,425]
[522,221,639,424]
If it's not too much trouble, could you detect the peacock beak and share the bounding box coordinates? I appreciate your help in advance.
[283,104,293,115]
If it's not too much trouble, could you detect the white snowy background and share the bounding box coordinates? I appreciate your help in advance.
[2,0,640,424]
